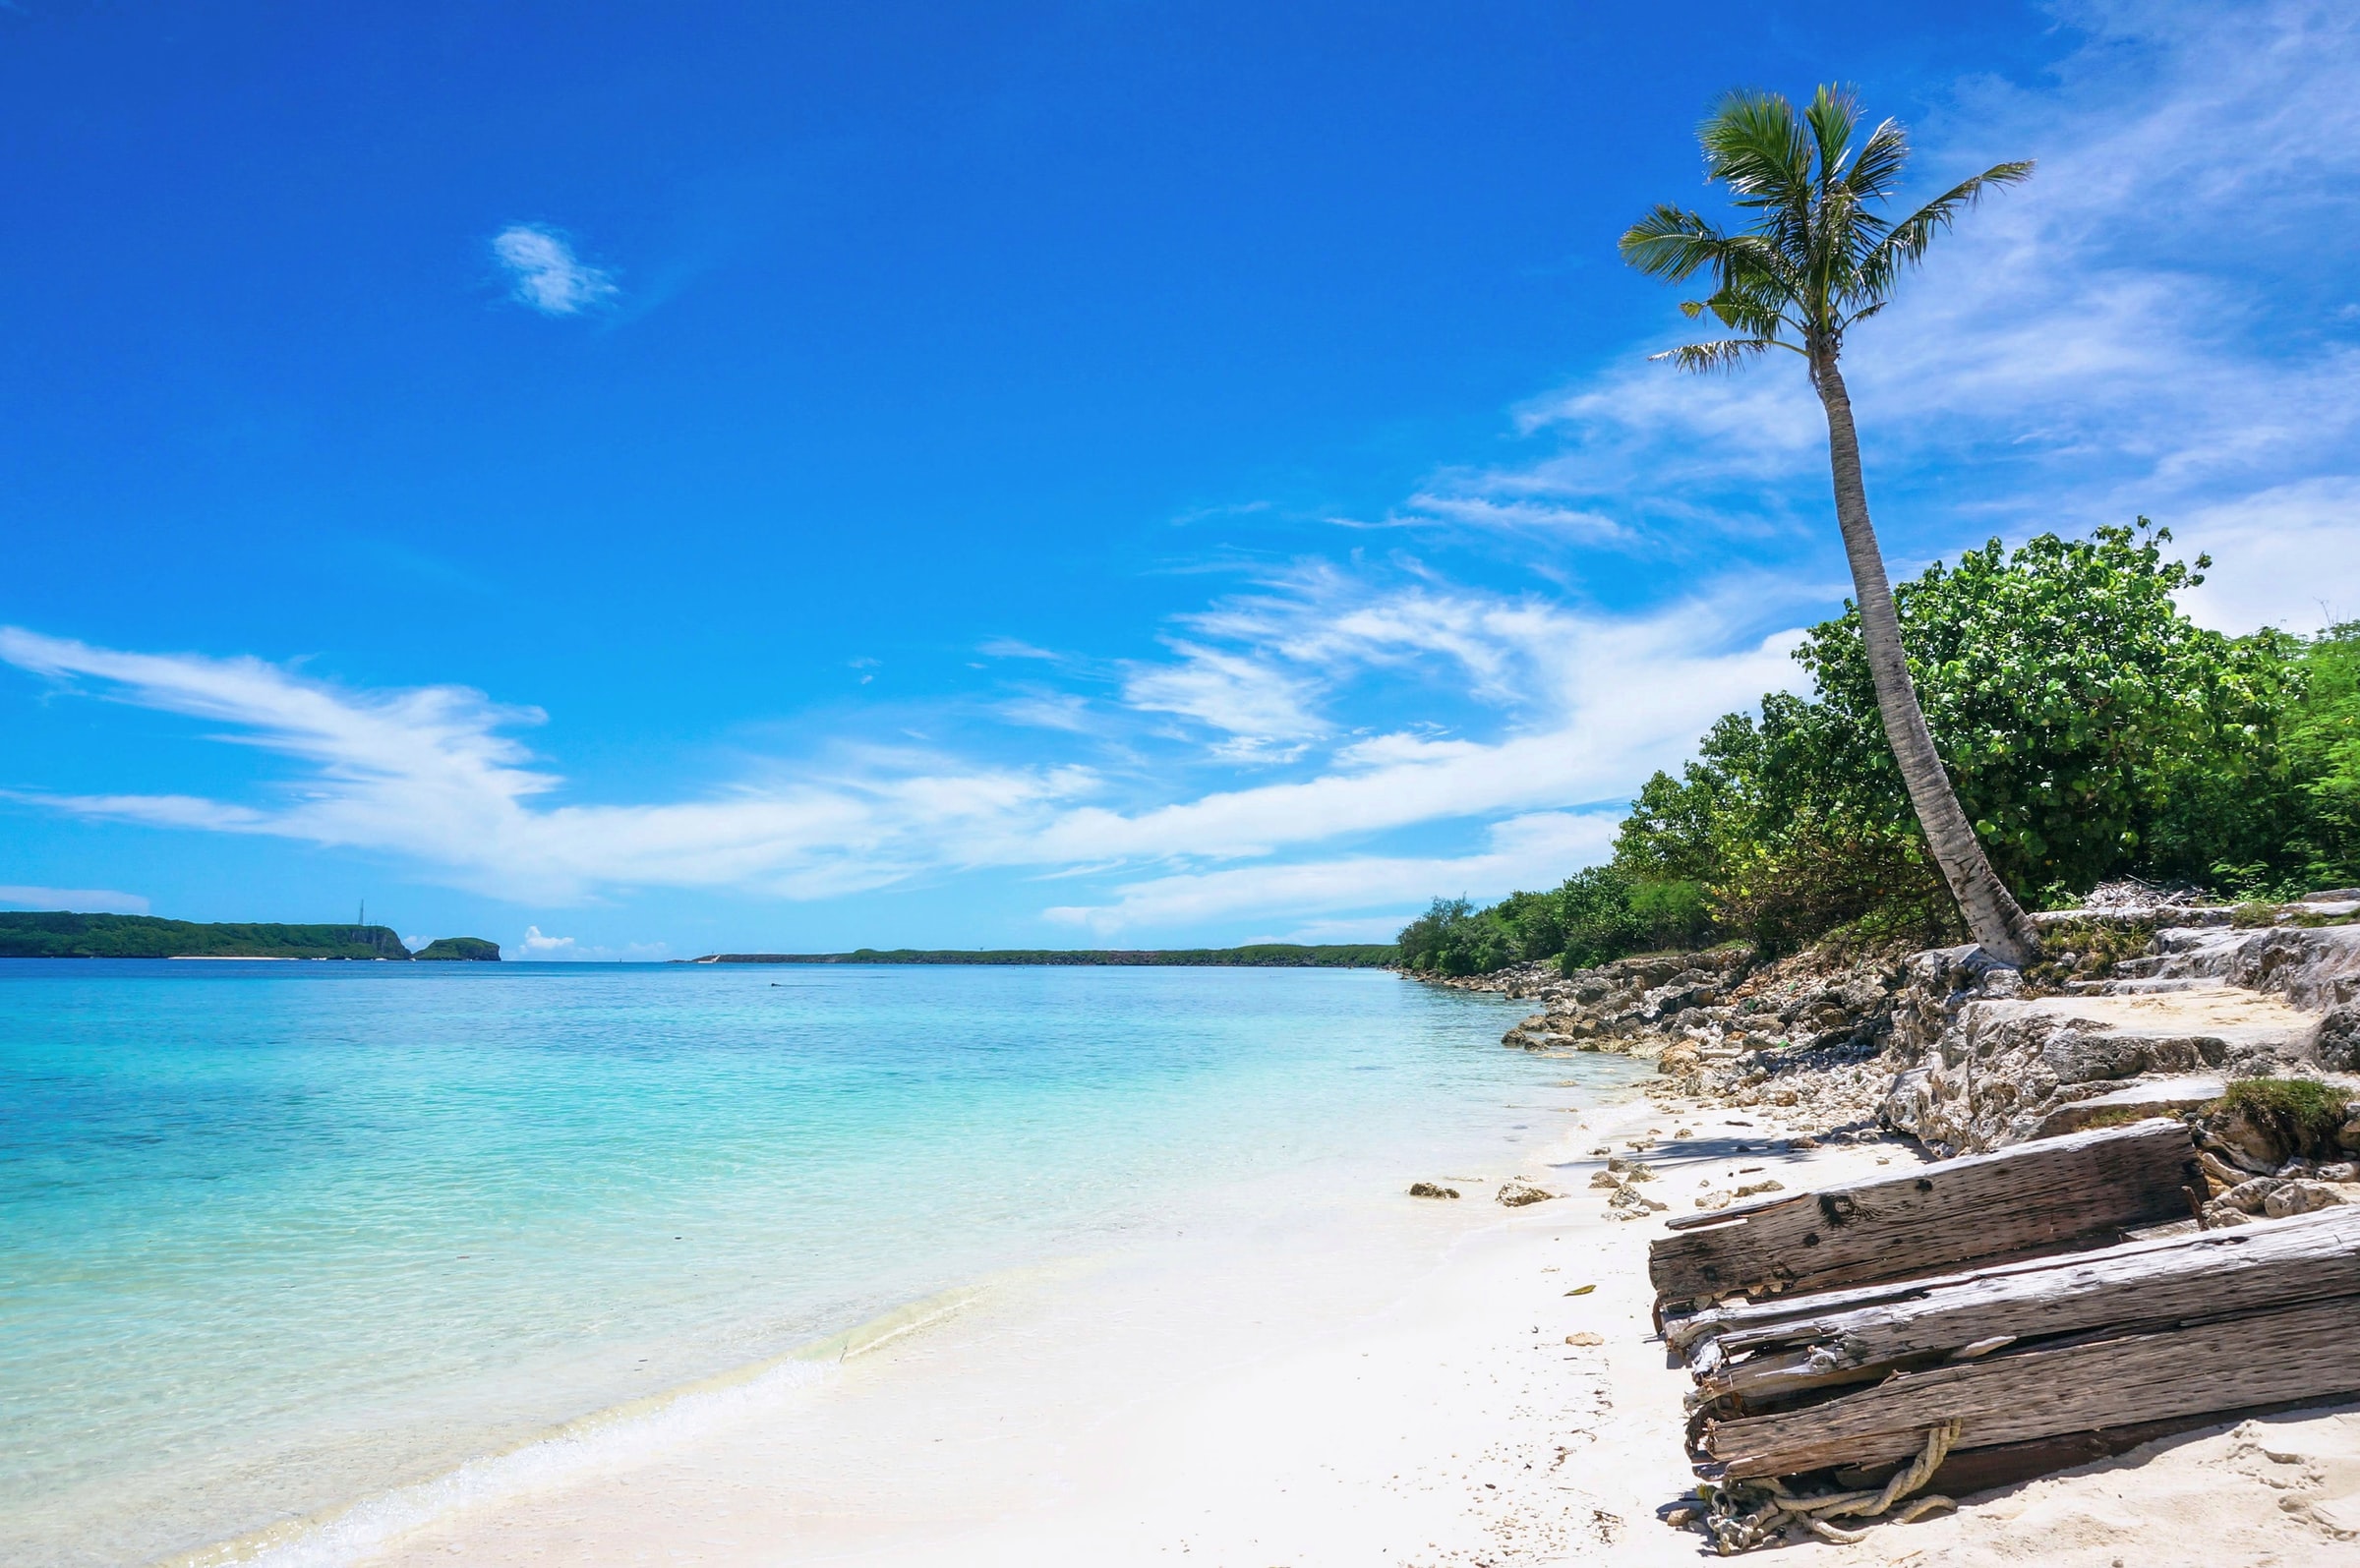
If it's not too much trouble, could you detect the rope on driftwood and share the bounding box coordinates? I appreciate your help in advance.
[1698,1420,1962,1554]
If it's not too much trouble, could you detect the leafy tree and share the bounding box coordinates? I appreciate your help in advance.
[1800,523,2301,898]
[2279,624,2360,888]
[1620,86,2040,962]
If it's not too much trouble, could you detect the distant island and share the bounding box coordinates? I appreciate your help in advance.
[0,912,502,960]
[413,936,502,961]
[683,944,1396,967]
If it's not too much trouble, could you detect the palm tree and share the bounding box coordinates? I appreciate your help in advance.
[1619,86,2042,964]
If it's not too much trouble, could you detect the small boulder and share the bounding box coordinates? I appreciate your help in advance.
[2220,1177,2287,1215]
[2264,1181,2347,1219]
[2216,1109,2293,1173]
[1408,1182,1460,1200]
[1497,1181,1559,1207]
[2314,1007,2360,1073]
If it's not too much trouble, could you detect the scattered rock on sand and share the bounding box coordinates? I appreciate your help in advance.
[1408,1182,1460,1199]
[2264,1180,2348,1218]
[1496,1180,1558,1207]
[1605,1186,1668,1219]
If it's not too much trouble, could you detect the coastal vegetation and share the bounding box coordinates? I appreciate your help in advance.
[693,944,1397,966]
[1400,524,2360,974]
[1621,85,2040,959]
[0,912,413,959]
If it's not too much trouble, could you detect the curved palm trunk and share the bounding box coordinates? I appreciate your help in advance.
[1809,352,2041,965]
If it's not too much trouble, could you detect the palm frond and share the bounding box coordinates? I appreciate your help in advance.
[1699,89,1812,205]
[1847,118,1911,201]
[1803,86,1859,190]
[1649,337,1788,374]
[1618,204,1729,281]
[1867,159,2036,286]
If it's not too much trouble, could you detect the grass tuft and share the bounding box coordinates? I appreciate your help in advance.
[2076,1106,2154,1131]
[2214,1076,2350,1147]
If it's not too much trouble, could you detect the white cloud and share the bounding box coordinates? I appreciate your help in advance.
[0,884,150,914]
[2174,477,2360,634]
[996,691,1096,732]
[1042,811,1622,934]
[517,925,575,955]
[978,638,1064,662]
[1120,640,1327,759]
[492,224,619,317]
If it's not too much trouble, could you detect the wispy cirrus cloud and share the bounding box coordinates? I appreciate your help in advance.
[0,625,1098,903]
[0,560,1802,923]
[492,224,620,317]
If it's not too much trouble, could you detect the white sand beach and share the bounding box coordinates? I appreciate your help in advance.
[308,1087,2360,1568]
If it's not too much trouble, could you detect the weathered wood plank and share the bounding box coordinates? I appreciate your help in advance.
[1666,1226,2179,1359]
[1691,1206,2360,1408]
[1649,1119,2198,1307]
[1912,1394,2358,1499]
[1703,1294,2360,1480]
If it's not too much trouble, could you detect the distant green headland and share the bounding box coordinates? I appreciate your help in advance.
[683,944,1397,967]
[0,912,502,960]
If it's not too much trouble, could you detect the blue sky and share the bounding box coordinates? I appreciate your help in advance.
[3,1,2357,958]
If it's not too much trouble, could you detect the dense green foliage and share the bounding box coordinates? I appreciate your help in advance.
[1398,524,2360,975]
[414,936,502,961]
[0,912,412,959]
[2277,623,2360,888]
[1394,871,1712,977]
[700,945,1397,967]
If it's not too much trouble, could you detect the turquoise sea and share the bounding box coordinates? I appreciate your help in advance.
[0,960,1636,1567]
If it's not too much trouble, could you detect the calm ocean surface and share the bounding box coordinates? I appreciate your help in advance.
[0,960,1637,1567]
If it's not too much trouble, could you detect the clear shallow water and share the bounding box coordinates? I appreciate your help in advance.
[0,960,1634,1567]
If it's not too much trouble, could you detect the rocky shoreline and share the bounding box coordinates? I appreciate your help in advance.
[1419,883,2360,1217]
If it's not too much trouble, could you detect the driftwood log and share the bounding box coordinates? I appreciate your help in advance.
[1648,1119,2200,1312]
[1684,1204,2360,1414]
[1703,1290,2360,1480]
